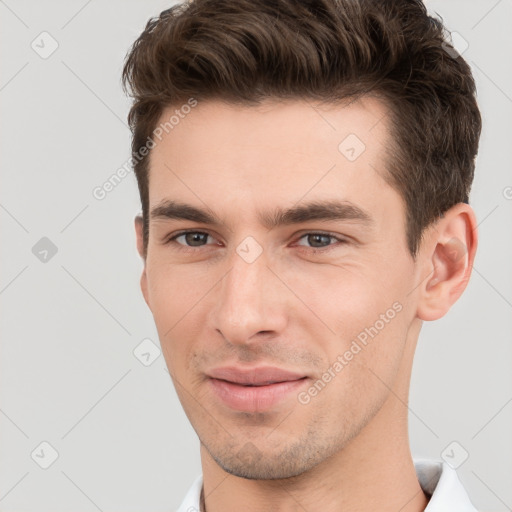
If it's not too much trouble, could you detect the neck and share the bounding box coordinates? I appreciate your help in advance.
[200,322,428,512]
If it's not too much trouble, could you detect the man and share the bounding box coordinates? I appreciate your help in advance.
[122,0,481,510]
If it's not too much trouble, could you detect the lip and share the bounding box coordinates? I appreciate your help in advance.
[207,366,308,412]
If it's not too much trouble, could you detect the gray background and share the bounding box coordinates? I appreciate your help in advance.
[1,0,511,510]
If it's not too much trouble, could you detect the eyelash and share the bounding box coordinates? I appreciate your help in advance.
[164,230,348,253]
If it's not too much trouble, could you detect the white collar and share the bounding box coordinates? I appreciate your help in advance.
[415,459,477,511]
[177,459,477,511]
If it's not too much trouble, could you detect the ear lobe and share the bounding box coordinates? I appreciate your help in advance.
[416,204,478,321]
[134,215,150,308]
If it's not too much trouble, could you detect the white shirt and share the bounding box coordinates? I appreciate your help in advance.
[176,459,477,511]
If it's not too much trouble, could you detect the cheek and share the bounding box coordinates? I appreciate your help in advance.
[304,315,408,432]
[145,264,207,369]
[286,261,387,336]
[290,262,408,375]
[146,261,210,323]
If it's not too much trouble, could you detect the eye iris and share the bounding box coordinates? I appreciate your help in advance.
[308,234,331,248]
[185,232,208,246]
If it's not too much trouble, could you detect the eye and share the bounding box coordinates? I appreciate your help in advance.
[164,230,348,252]
[295,232,347,250]
[166,231,215,247]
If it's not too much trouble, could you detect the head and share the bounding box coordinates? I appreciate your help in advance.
[123,0,480,479]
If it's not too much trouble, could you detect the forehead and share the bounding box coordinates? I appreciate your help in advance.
[147,96,402,231]
[152,95,390,161]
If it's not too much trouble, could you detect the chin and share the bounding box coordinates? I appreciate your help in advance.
[205,438,330,480]
[216,457,310,480]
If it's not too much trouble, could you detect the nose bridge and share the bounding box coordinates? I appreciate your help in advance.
[212,245,285,344]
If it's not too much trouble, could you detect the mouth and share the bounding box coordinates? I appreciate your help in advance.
[206,366,309,412]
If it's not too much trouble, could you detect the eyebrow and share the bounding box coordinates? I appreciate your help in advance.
[150,199,374,230]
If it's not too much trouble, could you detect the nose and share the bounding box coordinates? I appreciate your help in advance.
[211,247,289,347]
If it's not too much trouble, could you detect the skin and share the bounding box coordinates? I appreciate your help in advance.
[134,97,478,511]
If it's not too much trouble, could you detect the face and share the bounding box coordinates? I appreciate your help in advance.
[138,97,421,479]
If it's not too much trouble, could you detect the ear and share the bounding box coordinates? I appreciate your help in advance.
[416,203,478,321]
[134,214,150,308]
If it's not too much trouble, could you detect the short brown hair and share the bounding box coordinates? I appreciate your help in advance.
[122,0,481,259]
